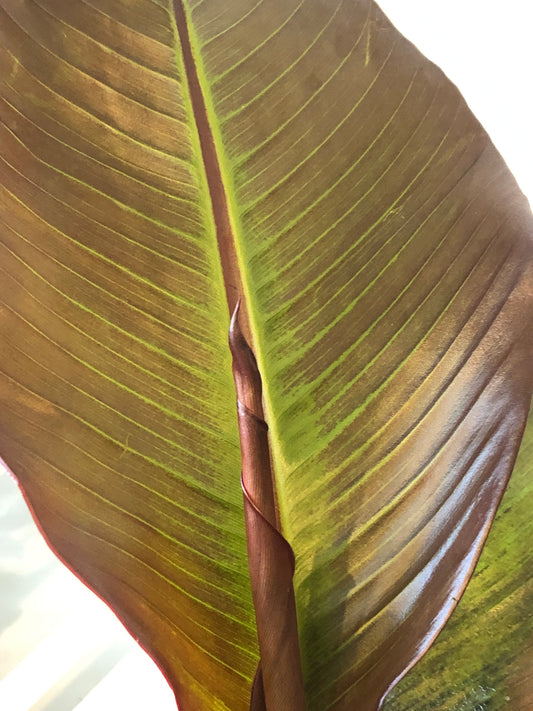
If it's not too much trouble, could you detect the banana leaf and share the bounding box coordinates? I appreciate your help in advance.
[1,1,532,710]
[383,403,533,710]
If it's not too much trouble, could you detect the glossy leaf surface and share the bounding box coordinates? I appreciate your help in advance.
[230,306,306,711]
[384,403,533,711]
[1,2,533,710]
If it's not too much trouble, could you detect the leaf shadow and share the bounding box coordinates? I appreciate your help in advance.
[297,544,356,711]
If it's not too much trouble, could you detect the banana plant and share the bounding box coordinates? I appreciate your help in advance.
[1,1,532,710]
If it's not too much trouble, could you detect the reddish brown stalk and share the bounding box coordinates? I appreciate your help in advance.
[229,303,307,711]
[172,0,243,314]
[173,5,304,703]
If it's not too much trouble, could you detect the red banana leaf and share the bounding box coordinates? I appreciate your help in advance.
[1,1,532,709]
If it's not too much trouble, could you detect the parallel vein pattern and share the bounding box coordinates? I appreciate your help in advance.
[0,2,258,710]
[184,1,533,709]
[1,2,533,711]
[384,406,533,710]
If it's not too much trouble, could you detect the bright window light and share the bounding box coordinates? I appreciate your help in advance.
[377,0,533,207]
[0,467,176,710]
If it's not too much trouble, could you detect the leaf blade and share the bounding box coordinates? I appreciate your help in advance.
[182,1,533,707]
[383,403,533,710]
[1,2,533,711]
[1,1,259,708]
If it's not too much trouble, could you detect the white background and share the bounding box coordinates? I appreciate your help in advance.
[378,0,533,206]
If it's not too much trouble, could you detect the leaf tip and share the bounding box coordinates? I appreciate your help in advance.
[228,298,242,351]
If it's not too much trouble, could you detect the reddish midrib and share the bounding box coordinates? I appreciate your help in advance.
[172,0,243,314]
[171,8,306,711]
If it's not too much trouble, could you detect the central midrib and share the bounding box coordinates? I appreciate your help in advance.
[172,0,244,315]
[171,1,288,539]
[170,6,305,707]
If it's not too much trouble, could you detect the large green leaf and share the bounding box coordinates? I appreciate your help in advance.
[1,1,532,710]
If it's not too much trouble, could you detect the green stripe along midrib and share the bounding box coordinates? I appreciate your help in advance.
[1,0,258,708]
[170,1,246,314]
[168,2,296,535]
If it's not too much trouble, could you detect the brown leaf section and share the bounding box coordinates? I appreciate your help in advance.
[172,0,243,314]
[229,303,306,711]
